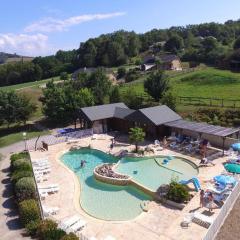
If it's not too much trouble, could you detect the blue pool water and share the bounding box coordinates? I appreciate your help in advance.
[61,148,198,220]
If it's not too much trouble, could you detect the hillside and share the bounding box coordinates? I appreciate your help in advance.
[0,52,33,64]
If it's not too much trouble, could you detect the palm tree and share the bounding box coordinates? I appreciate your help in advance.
[129,127,145,152]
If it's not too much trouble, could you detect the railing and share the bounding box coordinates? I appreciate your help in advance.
[178,96,240,108]
[203,181,240,240]
[27,128,93,151]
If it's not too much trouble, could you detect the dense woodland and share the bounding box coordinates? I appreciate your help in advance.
[2,19,240,87]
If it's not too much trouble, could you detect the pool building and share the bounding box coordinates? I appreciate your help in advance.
[78,103,240,150]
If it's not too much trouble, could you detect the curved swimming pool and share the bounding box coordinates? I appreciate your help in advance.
[61,148,198,221]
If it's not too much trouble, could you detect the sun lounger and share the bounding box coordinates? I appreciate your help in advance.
[42,205,59,217]
[39,186,59,194]
[39,191,48,200]
[36,175,48,183]
[192,212,214,228]
[34,168,51,174]
[38,184,59,189]
[32,162,51,167]
[59,215,81,231]
[206,185,229,195]
[66,219,86,233]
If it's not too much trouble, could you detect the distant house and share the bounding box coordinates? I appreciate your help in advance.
[141,54,182,71]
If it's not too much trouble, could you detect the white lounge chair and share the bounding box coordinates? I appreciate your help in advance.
[39,187,59,194]
[36,175,48,183]
[42,205,59,217]
[39,191,48,200]
[38,184,59,189]
[59,215,81,231]
[66,219,86,233]
[33,165,51,171]
[33,162,51,167]
[192,212,214,228]
[34,168,51,174]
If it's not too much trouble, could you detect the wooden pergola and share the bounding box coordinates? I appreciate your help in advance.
[164,119,240,154]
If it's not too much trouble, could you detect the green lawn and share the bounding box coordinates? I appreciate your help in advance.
[0,76,61,91]
[0,124,49,148]
[120,67,240,100]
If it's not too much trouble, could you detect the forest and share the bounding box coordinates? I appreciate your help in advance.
[1,19,240,87]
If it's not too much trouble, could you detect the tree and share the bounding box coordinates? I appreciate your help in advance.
[161,92,177,111]
[233,37,240,50]
[109,86,121,103]
[144,71,170,102]
[129,127,145,152]
[64,86,94,128]
[60,72,69,81]
[117,67,126,79]
[41,81,94,126]
[87,68,111,104]
[164,35,184,53]
[122,88,144,109]
[0,91,36,127]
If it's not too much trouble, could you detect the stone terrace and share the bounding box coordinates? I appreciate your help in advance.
[29,134,228,240]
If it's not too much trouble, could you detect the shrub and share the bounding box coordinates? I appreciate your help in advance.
[10,152,29,164]
[60,233,79,240]
[11,170,33,184]
[26,219,40,236]
[37,219,66,240]
[19,199,40,227]
[166,181,190,203]
[15,177,36,201]
[12,159,31,172]
[117,67,126,79]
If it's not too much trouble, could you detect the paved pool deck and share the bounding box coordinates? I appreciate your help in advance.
[29,134,228,240]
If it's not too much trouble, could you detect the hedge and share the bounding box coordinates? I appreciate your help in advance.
[60,233,79,240]
[37,219,66,240]
[10,152,29,163]
[15,177,36,201]
[11,159,32,172]
[26,219,41,236]
[11,169,33,184]
[19,199,41,226]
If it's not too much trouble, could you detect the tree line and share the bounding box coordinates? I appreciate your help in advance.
[2,19,240,87]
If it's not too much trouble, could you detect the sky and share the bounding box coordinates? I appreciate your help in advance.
[0,0,240,56]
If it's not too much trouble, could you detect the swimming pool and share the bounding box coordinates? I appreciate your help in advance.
[61,148,198,221]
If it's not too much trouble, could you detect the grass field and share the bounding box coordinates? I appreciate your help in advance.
[120,67,240,100]
[0,124,49,148]
[0,76,61,91]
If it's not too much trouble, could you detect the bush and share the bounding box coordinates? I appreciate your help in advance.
[11,170,33,184]
[11,159,31,172]
[60,233,79,240]
[166,181,190,203]
[37,219,66,240]
[19,199,40,226]
[15,177,36,201]
[117,67,126,79]
[10,152,29,164]
[161,92,177,111]
[125,69,140,83]
[26,219,40,236]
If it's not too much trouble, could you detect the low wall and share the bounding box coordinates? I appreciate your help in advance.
[94,170,130,186]
[94,165,157,198]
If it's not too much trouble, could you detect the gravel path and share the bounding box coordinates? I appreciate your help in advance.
[0,142,30,240]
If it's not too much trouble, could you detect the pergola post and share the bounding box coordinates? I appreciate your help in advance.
[222,137,226,156]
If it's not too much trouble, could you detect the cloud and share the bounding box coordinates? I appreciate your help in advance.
[0,33,52,56]
[24,12,126,33]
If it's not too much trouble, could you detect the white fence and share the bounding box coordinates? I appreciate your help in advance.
[203,181,240,240]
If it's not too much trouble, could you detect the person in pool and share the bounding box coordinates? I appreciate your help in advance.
[80,160,87,168]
